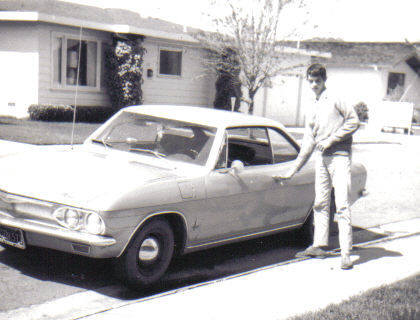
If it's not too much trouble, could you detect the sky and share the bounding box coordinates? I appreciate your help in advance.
[61,0,419,42]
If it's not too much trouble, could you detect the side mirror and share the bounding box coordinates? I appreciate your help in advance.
[230,160,244,174]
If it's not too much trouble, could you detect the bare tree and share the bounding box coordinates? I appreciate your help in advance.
[195,0,305,114]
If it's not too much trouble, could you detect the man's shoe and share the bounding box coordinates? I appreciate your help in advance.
[295,246,328,258]
[341,255,353,270]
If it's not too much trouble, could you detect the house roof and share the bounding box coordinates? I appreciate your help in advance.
[299,41,419,68]
[0,0,199,43]
[0,0,332,58]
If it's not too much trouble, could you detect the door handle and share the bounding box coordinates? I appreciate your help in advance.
[272,175,287,185]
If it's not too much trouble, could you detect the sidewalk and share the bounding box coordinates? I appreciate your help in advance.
[74,220,420,320]
[1,219,418,320]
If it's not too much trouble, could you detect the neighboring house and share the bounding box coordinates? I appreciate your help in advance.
[252,40,420,128]
[0,0,216,118]
[306,41,420,128]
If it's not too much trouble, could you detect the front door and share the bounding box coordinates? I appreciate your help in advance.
[195,127,314,245]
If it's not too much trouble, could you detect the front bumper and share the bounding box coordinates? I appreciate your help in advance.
[0,211,119,258]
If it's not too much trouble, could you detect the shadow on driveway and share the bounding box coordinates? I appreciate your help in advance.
[0,225,396,307]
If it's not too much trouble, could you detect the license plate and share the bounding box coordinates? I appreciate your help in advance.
[0,225,26,249]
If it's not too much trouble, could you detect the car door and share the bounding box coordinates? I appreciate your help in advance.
[263,127,315,225]
[199,126,314,245]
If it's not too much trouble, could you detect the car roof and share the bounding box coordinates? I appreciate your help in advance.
[124,105,286,130]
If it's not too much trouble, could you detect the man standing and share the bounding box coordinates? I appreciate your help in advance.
[281,63,360,269]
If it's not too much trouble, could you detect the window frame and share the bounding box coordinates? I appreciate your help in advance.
[214,125,300,170]
[215,126,271,169]
[158,46,183,78]
[266,126,299,164]
[386,72,406,98]
[51,32,103,92]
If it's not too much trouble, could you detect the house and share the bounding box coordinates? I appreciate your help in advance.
[252,40,420,128]
[0,0,216,118]
[249,1,420,129]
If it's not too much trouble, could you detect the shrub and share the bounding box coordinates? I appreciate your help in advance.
[354,102,369,122]
[104,34,145,111]
[28,104,116,123]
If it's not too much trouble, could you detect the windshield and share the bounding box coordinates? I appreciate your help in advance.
[91,111,217,166]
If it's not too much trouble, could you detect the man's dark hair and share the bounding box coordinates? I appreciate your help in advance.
[306,63,327,81]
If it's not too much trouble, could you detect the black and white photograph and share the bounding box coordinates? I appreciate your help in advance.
[0,0,419,319]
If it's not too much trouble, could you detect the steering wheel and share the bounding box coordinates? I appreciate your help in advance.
[188,149,199,159]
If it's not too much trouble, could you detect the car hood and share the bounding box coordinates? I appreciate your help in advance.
[0,148,178,208]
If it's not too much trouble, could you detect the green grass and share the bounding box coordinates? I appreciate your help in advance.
[0,117,101,145]
[289,273,419,320]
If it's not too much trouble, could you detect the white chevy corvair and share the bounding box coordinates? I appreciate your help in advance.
[0,105,366,288]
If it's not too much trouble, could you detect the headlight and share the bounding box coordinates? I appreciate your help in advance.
[84,212,105,235]
[53,207,105,235]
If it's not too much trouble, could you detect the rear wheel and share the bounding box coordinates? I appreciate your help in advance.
[116,218,174,289]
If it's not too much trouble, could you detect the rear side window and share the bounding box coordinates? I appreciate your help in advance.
[267,128,298,163]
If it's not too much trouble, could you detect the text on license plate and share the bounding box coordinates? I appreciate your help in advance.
[0,225,26,249]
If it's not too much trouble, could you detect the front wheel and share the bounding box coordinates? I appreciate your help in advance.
[116,218,174,289]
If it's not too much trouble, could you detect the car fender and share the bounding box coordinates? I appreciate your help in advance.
[117,209,189,258]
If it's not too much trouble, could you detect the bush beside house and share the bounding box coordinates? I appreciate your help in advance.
[104,35,145,110]
[354,102,369,122]
[28,105,116,123]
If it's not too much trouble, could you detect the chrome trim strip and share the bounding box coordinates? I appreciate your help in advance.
[186,222,303,250]
[0,213,115,247]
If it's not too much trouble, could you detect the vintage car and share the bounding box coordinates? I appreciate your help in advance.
[0,105,366,287]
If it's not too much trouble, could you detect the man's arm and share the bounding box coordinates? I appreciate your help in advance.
[278,123,316,179]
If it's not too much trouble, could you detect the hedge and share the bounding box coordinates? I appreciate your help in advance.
[28,104,116,123]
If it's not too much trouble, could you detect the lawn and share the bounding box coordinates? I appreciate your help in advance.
[289,273,419,320]
[0,117,101,145]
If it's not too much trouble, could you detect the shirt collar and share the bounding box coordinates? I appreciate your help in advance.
[314,88,328,102]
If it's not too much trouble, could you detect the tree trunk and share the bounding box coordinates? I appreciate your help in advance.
[248,89,256,114]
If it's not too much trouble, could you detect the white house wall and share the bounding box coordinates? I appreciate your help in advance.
[326,66,384,107]
[39,25,216,110]
[142,38,215,108]
[388,60,420,109]
[37,23,111,108]
[0,22,39,117]
[252,75,305,126]
[327,64,420,126]
[251,55,311,126]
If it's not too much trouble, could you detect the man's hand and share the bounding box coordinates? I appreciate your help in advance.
[317,138,333,152]
[273,168,296,182]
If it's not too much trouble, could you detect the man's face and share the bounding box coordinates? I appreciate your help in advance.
[307,75,326,97]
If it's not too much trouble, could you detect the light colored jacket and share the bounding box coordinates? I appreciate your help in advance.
[293,89,360,172]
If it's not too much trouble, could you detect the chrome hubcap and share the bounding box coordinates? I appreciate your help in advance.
[138,237,160,262]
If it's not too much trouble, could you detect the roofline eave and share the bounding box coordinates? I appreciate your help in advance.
[0,11,199,44]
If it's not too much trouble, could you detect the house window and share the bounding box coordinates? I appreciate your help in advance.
[53,35,101,89]
[159,49,182,76]
[386,72,405,100]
